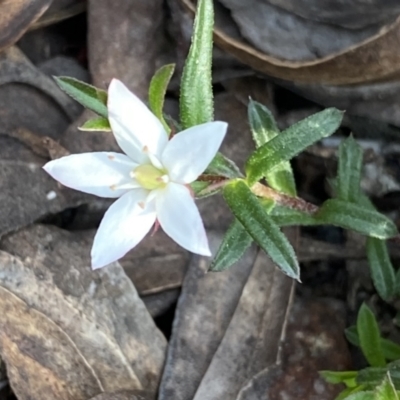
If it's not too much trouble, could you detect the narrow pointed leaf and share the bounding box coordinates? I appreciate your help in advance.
[357,364,400,388]
[180,0,213,128]
[337,136,363,203]
[248,99,279,146]
[269,204,318,227]
[340,391,374,400]
[206,152,242,178]
[374,374,399,400]
[223,180,299,280]
[265,168,297,197]
[191,181,210,196]
[210,197,278,272]
[320,370,358,386]
[357,303,386,367]
[367,237,396,301]
[248,99,296,195]
[317,199,397,240]
[209,219,253,272]
[149,64,175,134]
[335,387,370,400]
[54,76,108,118]
[79,117,111,132]
[246,108,344,185]
[346,326,400,361]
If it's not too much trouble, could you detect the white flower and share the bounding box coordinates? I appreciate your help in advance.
[44,79,227,269]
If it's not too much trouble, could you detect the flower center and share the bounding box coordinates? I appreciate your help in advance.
[133,164,168,190]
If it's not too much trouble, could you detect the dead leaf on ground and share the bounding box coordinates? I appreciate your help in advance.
[237,299,351,399]
[158,230,295,400]
[88,0,170,99]
[0,0,52,52]
[0,46,81,119]
[261,0,400,29]
[220,0,380,61]
[142,289,181,318]
[89,390,152,400]
[0,224,167,400]
[7,128,70,159]
[0,47,86,237]
[181,0,400,86]
[30,0,87,31]
[120,231,190,296]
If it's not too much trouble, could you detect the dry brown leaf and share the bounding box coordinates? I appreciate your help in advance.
[88,0,169,99]
[0,224,167,400]
[89,391,151,400]
[236,299,351,399]
[0,46,81,119]
[7,128,70,159]
[120,231,189,296]
[262,0,400,29]
[219,0,380,62]
[0,46,86,237]
[0,0,52,52]
[158,230,295,400]
[181,0,400,85]
[29,0,87,31]
[142,289,181,318]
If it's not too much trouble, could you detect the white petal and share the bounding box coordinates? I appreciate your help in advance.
[162,121,227,184]
[108,79,168,163]
[43,152,138,198]
[156,183,210,256]
[91,189,156,269]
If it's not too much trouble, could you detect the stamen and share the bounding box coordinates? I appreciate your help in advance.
[151,219,160,236]
[107,154,115,160]
[159,175,169,184]
[110,182,141,191]
[148,153,164,170]
[138,201,145,209]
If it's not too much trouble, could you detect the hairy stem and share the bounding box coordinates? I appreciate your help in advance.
[251,182,319,214]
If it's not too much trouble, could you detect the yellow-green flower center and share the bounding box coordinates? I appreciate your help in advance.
[134,164,168,190]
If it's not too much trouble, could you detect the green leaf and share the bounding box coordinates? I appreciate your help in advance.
[180,0,213,128]
[357,303,386,367]
[374,374,399,400]
[265,168,297,197]
[223,180,300,280]
[269,204,318,227]
[357,363,400,389]
[209,194,277,272]
[209,219,253,272]
[337,136,363,203]
[357,367,388,388]
[345,326,400,362]
[79,116,111,132]
[246,108,343,185]
[367,237,396,301]
[55,76,108,118]
[149,64,175,134]
[248,99,279,146]
[317,199,397,240]
[335,386,373,400]
[248,99,296,196]
[191,181,210,196]
[345,325,359,347]
[340,390,374,400]
[320,370,357,386]
[206,152,242,179]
